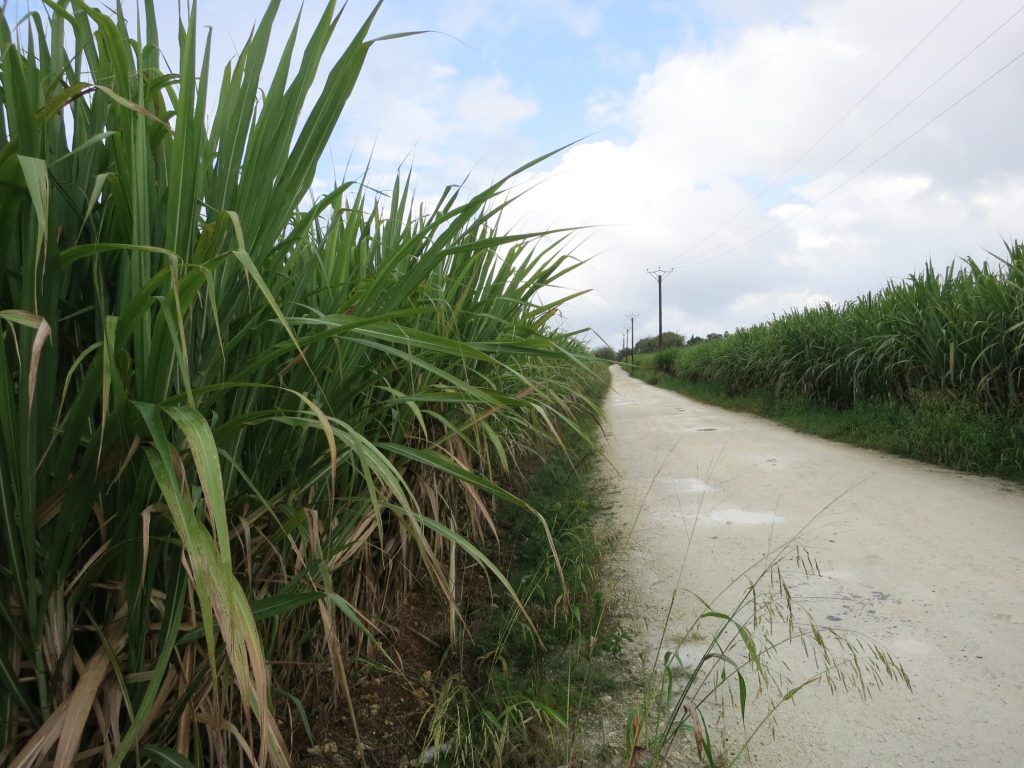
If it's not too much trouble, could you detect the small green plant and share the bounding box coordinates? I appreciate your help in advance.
[625,544,910,767]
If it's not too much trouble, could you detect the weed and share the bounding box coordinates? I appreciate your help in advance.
[627,546,910,767]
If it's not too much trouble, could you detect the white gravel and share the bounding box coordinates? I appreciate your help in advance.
[599,365,1024,767]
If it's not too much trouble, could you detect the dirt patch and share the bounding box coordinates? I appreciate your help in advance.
[295,586,449,768]
[292,557,531,768]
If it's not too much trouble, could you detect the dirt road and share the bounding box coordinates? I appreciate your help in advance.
[600,365,1024,767]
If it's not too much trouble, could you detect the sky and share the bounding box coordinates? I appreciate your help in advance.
[14,0,1024,347]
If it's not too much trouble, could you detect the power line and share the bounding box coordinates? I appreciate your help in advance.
[669,1,1024,270]
[628,276,656,324]
[682,44,1024,270]
[626,272,647,315]
[665,0,967,267]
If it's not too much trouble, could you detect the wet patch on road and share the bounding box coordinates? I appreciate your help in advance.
[674,478,716,494]
[705,508,786,526]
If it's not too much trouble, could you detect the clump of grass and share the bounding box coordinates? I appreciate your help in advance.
[0,2,602,765]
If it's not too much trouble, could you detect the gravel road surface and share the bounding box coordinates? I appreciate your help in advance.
[600,365,1024,767]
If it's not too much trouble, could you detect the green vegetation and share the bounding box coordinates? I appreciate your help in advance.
[632,246,1024,480]
[0,2,603,765]
[633,331,686,355]
[420,365,618,767]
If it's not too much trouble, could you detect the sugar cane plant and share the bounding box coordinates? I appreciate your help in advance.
[0,1,600,765]
[644,249,1024,411]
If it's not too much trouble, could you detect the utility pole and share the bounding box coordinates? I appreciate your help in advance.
[647,268,673,349]
[626,313,638,364]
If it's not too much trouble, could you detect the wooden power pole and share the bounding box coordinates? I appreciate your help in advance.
[627,313,638,364]
[647,268,673,348]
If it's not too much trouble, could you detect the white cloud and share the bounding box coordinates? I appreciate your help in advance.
[585,87,629,128]
[729,290,831,319]
[505,0,1024,342]
[456,75,538,133]
[972,179,1024,232]
[430,63,458,79]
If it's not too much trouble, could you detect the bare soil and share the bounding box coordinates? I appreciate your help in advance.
[296,586,450,768]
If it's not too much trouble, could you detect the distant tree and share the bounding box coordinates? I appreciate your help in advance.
[592,345,616,361]
[686,335,706,346]
[634,331,686,354]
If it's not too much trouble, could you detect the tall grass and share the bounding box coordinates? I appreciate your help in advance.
[643,247,1024,411]
[0,2,599,765]
[418,365,615,768]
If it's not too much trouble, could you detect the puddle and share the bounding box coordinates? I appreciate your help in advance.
[706,508,786,526]
[674,478,715,494]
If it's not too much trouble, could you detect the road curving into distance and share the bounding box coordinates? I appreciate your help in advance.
[601,365,1024,767]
